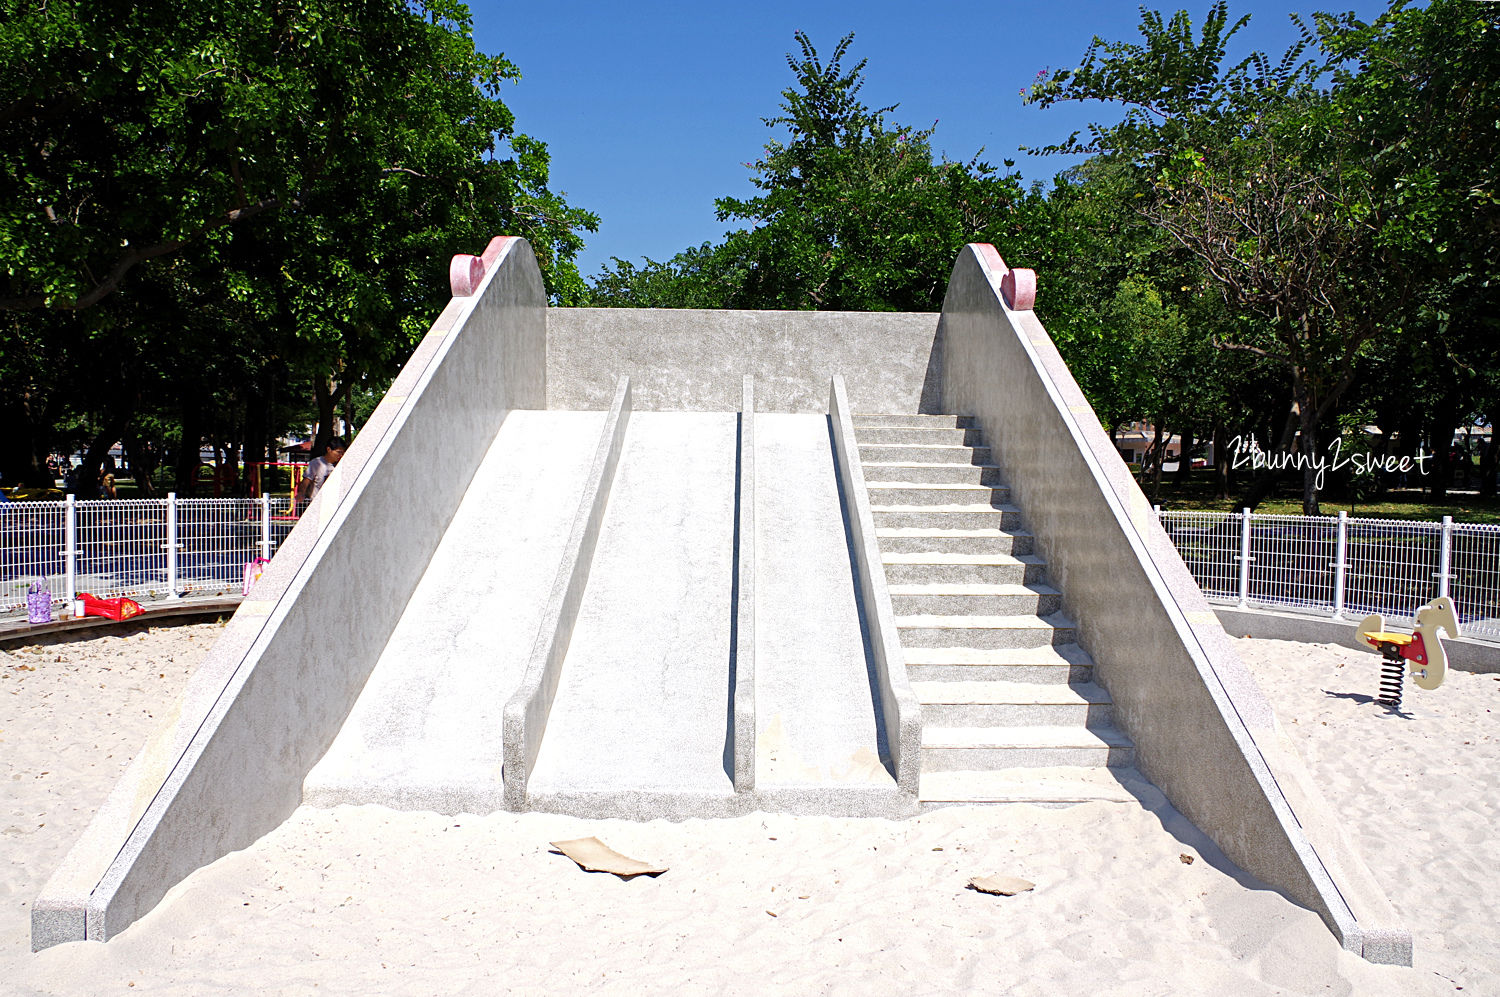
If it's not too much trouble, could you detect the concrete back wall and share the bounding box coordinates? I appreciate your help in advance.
[546,308,941,413]
[33,238,548,948]
[936,243,1410,964]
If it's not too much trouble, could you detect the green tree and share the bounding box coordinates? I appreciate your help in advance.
[1026,2,1414,513]
[0,0,597,488]
[590,32,1026,311]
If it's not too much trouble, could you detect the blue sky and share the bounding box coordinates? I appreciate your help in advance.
[470,1,1392,280]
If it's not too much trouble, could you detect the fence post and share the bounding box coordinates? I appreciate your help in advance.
[64,493,77,613]
[1238,507,1252,608]
[260,493,272,562]
[1332,510,1348,620]
[1438,515,1454,599]
[166,492,178,598]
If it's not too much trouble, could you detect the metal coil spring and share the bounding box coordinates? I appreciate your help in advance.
[1377,658,1404,708]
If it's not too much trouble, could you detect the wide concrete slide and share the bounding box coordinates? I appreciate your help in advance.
[34,235,1406,967]
[33,236,549,947]
[303,409,607,813]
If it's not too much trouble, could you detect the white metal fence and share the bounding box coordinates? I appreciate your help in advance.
[1,494,298,620]
[1159,508,1500,643]
[8,495,1496,643]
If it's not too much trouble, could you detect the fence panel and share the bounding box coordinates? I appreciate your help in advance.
[1451,523,1500,642]
[73,498,171,606]
[177,499,269,599]
[1343,517,1443,627]
[1,497,300,622]
[1159,510,1240,600]
[0,500,67,613]
[1245,514,1338,613]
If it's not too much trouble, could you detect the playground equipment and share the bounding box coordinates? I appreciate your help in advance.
[1355,596,1460,708]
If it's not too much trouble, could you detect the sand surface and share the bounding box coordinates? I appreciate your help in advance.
[2,622,1495,994]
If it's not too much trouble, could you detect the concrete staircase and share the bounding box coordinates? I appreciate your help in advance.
[855,413,1137,806]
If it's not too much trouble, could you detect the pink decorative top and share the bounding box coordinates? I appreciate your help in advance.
[481,236,516,268]
[449,254,486,297]
[1001,268,1037,311]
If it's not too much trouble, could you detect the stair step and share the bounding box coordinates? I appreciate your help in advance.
[853,414,976,428]
[888,582,1060,616]
[919,767,1139,805]
[864,483,1010,507]
[872,505,1022,530]
[921,725,1134,770]
[896,612,1076,649]
[883,553,1046,585]
[861,461,1004,486]
[875,527,1034,555]
[858,426,985,446]
[859,444,992,465]
[903,644,1093,682]
[913,680,1112,726]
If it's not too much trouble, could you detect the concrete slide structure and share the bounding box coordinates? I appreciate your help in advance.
[35,238,1410,965]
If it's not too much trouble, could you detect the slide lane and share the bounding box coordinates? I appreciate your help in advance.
[527,412,738,815]
[753,413,894,806]
[304,409,606,813]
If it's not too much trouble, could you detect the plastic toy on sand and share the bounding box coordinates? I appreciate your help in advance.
[1355,595,1460,708]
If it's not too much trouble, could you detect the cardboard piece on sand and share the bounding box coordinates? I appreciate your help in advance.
[968,875,1034,896]
[550,837,668,879]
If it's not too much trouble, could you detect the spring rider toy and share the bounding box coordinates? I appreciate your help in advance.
[1354,595,1460,708]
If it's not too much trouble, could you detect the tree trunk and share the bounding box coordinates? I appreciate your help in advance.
[1147,420,1165,503]
[76,412,131,500]
[1212,423,1231,499]
[123,433,158,497]
[1428,388,1460,501]
[1241,388,1304,511]
[0,388,52,488]
[1480,415,1497,499]
[313,373,337,454]
[174,394,203,496]
[1174,425,1195,489]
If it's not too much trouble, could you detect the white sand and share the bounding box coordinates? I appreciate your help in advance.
[2,623,1495,994]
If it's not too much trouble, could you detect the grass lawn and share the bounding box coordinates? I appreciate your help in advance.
[1146,474,1500,525]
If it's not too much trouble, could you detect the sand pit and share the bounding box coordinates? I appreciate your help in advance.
[2,622,1494,994]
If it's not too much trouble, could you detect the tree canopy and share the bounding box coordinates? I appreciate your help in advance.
[589,31,1028,312]
[0,0,597,489]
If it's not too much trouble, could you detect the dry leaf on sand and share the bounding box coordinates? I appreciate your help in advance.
[967,875,1034,896]
[549,837,668,879]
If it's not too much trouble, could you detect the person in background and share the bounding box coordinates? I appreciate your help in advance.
[99,457,117,499]
[295,437,347,513]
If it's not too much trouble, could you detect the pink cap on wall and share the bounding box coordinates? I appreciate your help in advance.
[975,243,1008,275]
[1002,268,1037,311]
[449,254,486,297]
[481,236,516,268]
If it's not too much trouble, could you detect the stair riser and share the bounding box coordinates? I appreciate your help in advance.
[874,509,1021,530]
[854,414,976,428]
[858,427,986,446]
[884,561,1045,585]
[906,663,1092,683]
[859,445,992,465]
[898,624,1076,649]
[861,464,1004,486]
[921,744,1134,771]
[891,592,1062,616]
[866,486,1010,507]
[921,702,1114,727]
[878,534,1033,555]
